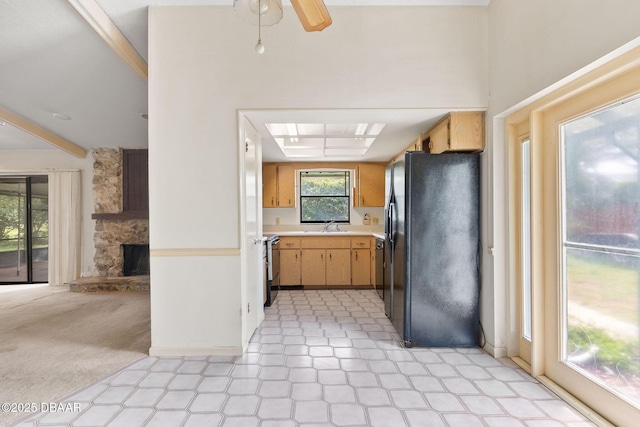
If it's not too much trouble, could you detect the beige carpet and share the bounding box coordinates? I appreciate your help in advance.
[0,284,150,426]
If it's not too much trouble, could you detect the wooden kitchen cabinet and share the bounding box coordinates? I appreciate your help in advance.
[280,248,301,285]
[426,111,484,154]
[279,235,376,287]
[351,249,371,285]
[280,237,301,285]
[301,249,326,285]
[409,135,423,152]
[351,237,371,285]
[263,164,295,208]
[354,163,385,207]
[280,237,301,250]
[263,164,278,208]
[300,237,349,286]
[277,165,295,207]
[326,249,351,285]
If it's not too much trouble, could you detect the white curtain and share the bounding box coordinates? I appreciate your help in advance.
[48,171,82,286]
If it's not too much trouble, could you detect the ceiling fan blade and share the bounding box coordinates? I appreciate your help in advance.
[290,0,332,32]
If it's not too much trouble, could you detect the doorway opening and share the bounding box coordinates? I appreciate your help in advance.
[0,176,48,284]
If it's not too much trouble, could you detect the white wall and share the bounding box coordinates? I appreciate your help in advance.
[0,150,95,277]
[484,0,640,355]
[149,5,488,353]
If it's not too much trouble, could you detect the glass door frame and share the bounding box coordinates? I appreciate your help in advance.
[0,175,48,285]
[541,69,640,426]
[506,46,640,427]
[508,120,534,368]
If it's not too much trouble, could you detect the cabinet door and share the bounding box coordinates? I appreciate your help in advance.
[326,249,351,285]
[357,164,385,207]
[351,249,371,285]
[263,164,278,208]
[280,249,301,285]
[449,112,484,152]
[429,117,450,154]
[277,165,295,207]
[301,249,326,285]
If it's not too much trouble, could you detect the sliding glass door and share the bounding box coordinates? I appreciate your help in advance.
[541,78,640,425]
[559,94,640,409]
[0,176,48,284]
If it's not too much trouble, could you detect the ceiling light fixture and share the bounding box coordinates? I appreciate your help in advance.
[266,122,386,159]
[52,113,71,121]
[234,0,283,54]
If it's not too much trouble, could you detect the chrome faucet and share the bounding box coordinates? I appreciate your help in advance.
[323,221,340,232]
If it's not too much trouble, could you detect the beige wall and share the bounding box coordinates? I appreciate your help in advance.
[485,0,640,355]
[148,5,489,353]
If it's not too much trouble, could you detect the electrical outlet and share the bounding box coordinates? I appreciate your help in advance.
[275,217,280,225]
[372,217,379,225]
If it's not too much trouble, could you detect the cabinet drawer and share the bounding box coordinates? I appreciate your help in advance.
[351,237,371,249]
[280,237,301,249]
[301,237,351,249]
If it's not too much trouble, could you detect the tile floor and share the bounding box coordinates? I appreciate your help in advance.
[16,289,595,426]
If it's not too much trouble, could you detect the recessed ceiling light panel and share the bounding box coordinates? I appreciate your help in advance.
[266,121,386,159]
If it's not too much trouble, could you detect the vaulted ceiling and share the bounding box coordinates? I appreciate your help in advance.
[0,0,489,161]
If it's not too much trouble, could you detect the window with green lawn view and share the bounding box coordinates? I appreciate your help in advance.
[300,171,350,223]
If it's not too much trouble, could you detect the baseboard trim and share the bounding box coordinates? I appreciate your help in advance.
[483,342,508,358]
[149,346,243,357]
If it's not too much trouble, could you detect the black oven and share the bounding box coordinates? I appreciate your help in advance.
[265,236,280,306]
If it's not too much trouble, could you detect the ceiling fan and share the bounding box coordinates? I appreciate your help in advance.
[234,0,332,33]
[289,0,333,32]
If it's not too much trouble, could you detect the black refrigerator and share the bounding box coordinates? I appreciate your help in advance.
[383,151,480,347]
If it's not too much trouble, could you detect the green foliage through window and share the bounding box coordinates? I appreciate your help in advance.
[300,171,350,223]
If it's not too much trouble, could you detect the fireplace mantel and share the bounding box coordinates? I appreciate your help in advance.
[92,211,148,220]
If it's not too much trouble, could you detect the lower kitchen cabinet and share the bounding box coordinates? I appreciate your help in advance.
[326,249,351,285]
[351,249,371,285]
[280,249,301,285]
[301,249,326,285]
[279,236,374,287]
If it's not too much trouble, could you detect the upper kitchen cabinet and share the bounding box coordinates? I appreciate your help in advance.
[425,111,484,154]
[354,163,385,207]
[263,164,295,208]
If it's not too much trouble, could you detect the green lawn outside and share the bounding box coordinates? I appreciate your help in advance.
[567,252,639,325]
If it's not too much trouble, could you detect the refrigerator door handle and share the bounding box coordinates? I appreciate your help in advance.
[384,207,389,236]
[388,201,395,244]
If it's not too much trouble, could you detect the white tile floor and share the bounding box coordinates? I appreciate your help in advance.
[15,289,595,426]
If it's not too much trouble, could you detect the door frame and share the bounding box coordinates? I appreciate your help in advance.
[238,113,264,349]
[505,45,640,426]
[0,175,49,285]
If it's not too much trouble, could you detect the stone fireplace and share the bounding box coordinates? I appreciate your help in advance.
[70,147,150,292]
[122,244,150,276]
